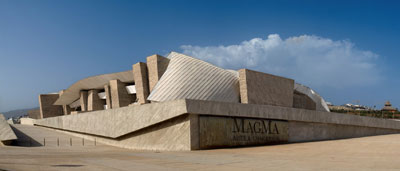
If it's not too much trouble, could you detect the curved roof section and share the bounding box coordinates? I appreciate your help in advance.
[147,52,240,103]
[294,83,330,112]
[54,70,133,105]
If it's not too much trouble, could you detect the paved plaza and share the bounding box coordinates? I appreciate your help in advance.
[1,134,400,171]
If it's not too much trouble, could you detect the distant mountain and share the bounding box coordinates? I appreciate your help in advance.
[1,107,39,119]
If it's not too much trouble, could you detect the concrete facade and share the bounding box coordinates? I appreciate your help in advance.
[79,91,88,112]
[88,89,105,111]
[146,54,170,92]
[238,69,294,107]
[109,79,133,108]
[199,116,288,149]
[39,94,63,119]
[288,121,400,142]
[31,52,388,151]
[132,62,150,104]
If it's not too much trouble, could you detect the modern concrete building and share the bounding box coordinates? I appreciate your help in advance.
[38,52,328,116]
[31,52,400,151]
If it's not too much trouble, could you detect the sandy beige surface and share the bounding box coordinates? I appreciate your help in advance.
[1,134,400,171]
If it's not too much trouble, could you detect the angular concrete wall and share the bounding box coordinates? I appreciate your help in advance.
[51,115,192,151]
[0,114,17,144]
[132,62,150,104]
[146,54,170,92]
[35,100,188,138]
[239,69,294,107]
[39,94,64,118]
[34,99,400,151]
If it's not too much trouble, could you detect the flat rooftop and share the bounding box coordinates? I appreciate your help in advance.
[1,133,400,170]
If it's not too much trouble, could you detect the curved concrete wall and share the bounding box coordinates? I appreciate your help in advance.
[55,70,134,105]
[147,52,240,103]
[294,83,330,112]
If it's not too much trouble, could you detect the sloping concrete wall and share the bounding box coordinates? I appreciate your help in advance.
[49,115,192,151]
[35,100,188,138]
[0,114,17,143]
[34,99,400,151]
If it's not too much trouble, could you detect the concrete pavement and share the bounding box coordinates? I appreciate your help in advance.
[1,133,400,170]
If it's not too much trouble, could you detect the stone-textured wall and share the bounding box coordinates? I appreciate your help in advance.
[28,109,41,119]
[288,121,400,142]
[238,69,294,107]
[49,115,192,151]
[34,100,188,138]
[110,79,134,108]
[198,116,288,149]
[39,94,63,118]
[293,91,316,110]
[146,54,170,92]
[34,99,400,151]
[88,89,105,111]
[132,62,150,104]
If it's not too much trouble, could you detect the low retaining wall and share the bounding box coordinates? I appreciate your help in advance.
[34,99,400,151]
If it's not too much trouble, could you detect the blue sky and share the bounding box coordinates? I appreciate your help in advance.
[0,0,399,112]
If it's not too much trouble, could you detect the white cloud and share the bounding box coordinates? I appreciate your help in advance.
[181,34,381,88]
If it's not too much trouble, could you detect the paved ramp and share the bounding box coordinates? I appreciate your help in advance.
[11,124,98,147]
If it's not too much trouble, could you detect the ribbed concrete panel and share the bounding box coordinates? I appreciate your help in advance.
[294,83,330,112]
[147,52,240,103]
[54,70,133,105]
